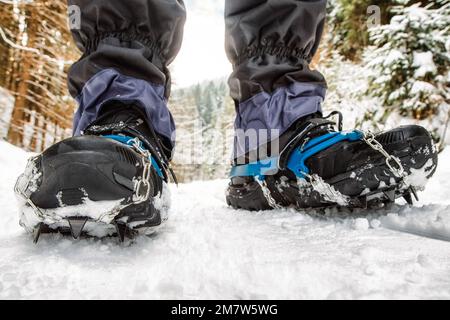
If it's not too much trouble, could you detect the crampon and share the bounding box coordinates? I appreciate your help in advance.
[227,112,438,212]
[14,104,176,243]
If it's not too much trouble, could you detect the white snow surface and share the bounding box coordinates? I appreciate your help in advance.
[1,140,450,300]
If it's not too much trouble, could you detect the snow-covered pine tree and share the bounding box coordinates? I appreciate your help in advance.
[326,0,391,61]
[365,0,450,120]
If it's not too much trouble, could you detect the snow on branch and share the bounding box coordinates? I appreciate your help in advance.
[0,27,73,66]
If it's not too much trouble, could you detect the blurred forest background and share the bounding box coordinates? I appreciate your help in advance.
[0,0,449,182]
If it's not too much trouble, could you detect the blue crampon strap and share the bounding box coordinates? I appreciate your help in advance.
[103,135,164,179]
[230,130,364,180]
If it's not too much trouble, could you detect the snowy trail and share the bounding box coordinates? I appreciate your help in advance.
[0,141,450,299]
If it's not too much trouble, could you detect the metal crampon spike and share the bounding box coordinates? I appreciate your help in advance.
[67,217,88,240]
[410,186,419,202]
[403,192,414,206]
[114,222,128,243]
[33,223,44,244]
[384,189,396,203]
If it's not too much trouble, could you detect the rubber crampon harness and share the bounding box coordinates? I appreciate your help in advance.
[14,117,178,232]
[230,112,411,209]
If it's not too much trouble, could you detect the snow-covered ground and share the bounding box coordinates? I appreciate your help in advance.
[0,140,450,300]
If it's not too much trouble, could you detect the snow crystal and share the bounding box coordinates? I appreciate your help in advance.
[153,182,171,223]
[353,218,370,230]
[417,254,437,268]
[19,197,125,235]
[309,175,349,206]
[413,52,437,78]
[410,81,436,95]
[381,207,450,243]
[383,50,406,66]
[370,219,382,229]
[406,159,436,191]
[405,6,430,22]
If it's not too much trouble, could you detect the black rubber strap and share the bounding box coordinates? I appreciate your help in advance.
[278,118,335,170]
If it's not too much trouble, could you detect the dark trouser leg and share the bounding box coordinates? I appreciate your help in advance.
[225,0,328,160]
[68,0,186,155]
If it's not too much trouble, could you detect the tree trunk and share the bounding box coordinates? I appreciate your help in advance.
[6,4,36,147]
[7,51,32,146]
